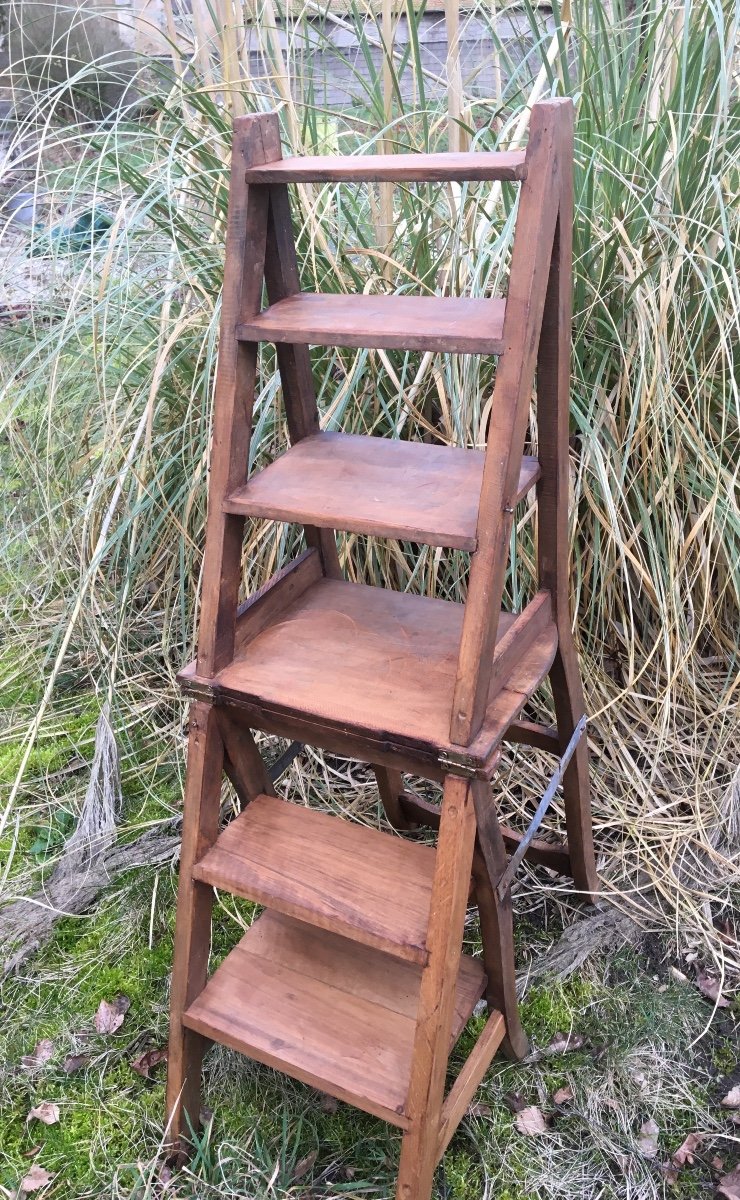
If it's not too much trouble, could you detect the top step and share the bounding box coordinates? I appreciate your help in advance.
[243,150,527,185]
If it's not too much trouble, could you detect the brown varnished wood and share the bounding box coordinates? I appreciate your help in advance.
[165,703,224,1148]
[243,149,528,184]
[182,909,485,1128]
[450,101,565,745]
[231,547,322,654]
[196,116,276,677]
[237,293,506,354]
[192,793,436,963]
[535,103,599,901]
[471,782,529,1061]
[436,1010,506,1159]
[217,711,274,805]
[264,182,342,578]
[505,718,560,752]
[178,577,558,773]
[396,792,571,876]
[397,775,477,1199]
[374,765,415,830]
[224,432,540,550]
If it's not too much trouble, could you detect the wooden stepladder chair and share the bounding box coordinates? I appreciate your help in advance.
[166,98,598,1200]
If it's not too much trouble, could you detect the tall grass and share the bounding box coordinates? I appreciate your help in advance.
[0,1,738,968]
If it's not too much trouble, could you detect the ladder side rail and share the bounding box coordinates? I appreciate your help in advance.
[535,102,598,897]
[448,99,568,747]
[264,173,343,578]
[196,115,277,677]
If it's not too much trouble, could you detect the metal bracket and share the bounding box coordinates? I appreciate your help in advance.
[495,714,587,900]
[437,750,480,779]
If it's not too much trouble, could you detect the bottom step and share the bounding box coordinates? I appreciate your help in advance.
[183,909,486,1127]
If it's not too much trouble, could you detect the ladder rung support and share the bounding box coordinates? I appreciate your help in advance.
[243,150,528,185]
[436,1010,506,1160]
[237,293,506,354]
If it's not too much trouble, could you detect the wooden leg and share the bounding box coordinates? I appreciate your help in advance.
[218,710,275,803]
[549,640,599,900]
[470,779,529,1061]
[396,775,477,1200]
[374,765,415,830]
[166,703,224,1150]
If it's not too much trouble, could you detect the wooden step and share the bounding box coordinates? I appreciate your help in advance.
[224,432,540,550]
[243,149,527,185]
[236,293,505,354]
[182,909,487,1127]
[179,578,558,775]
[193,793,436,963]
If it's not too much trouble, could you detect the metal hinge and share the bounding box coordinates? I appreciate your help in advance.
[437,750,479,778]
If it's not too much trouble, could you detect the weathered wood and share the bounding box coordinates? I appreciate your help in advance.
[264,182,342,578]
[165,703,224,1148]
[196,115,278,677]
[237,293,506,354]
[397,775,477,1200]
[243,149,528,184]
[535,101,598,901]
[192,792,436,963]
[182,909,485,1129]
[179,577,558,773]
[231,547,322,653]
[224,432,540,550]
[450,101,565,745]
[470,785,529,1060]
[436,1010,506,1159]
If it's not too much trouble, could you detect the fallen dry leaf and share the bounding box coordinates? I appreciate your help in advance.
[130,1047,168,1079]
[695,970,731,1008]
[716,1164,740,1200]
[712,1156,726,1171]
[672,1131,703,1167]
[62,1054,89,1075]
[466,1102,492,1118]
[545,1031,585,1055]
[721,1086,740,1109]
[515,1106,549,1135]
[21,1041,55,1070]
[553,1085,574,1105]
[290,1150,317,1182]
[94,994,131,1035]
[637,1118,660,1159]
[27,1103,59,1127]
[318,1092,338,1114]
[20,1164,52,1193]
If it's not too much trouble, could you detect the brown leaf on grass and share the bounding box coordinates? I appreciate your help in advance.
[712,1156,726,1171]
[695,970,731,1007]
[466,1102,492,1118]
[318,1092,338,1114]
[553,1086,574,1105]
[94,994,130,1034]
[515,1106,549,1135]
[721,1086,740,1108]
[545,1031,585,1055]
[27,1102,59,1127]
[637,1118,660,1159]
[716,1165,740,1200]
[130,1047,168,1079]
[290,1150,317,1182]
[63,1054,90,1075]
[672,1132,703,1167]
[21,1040,55,1070]
[20,1164,52,1193]
[504,1092,527,1113]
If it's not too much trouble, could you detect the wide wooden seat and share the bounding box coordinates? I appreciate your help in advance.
[179,576,558,774]
[183,910,490,1126]
[193,793,437,962]
[224,432,540,550]
[236,293,506,353]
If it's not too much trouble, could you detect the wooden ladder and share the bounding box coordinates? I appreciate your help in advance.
[166,98,598,1200]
